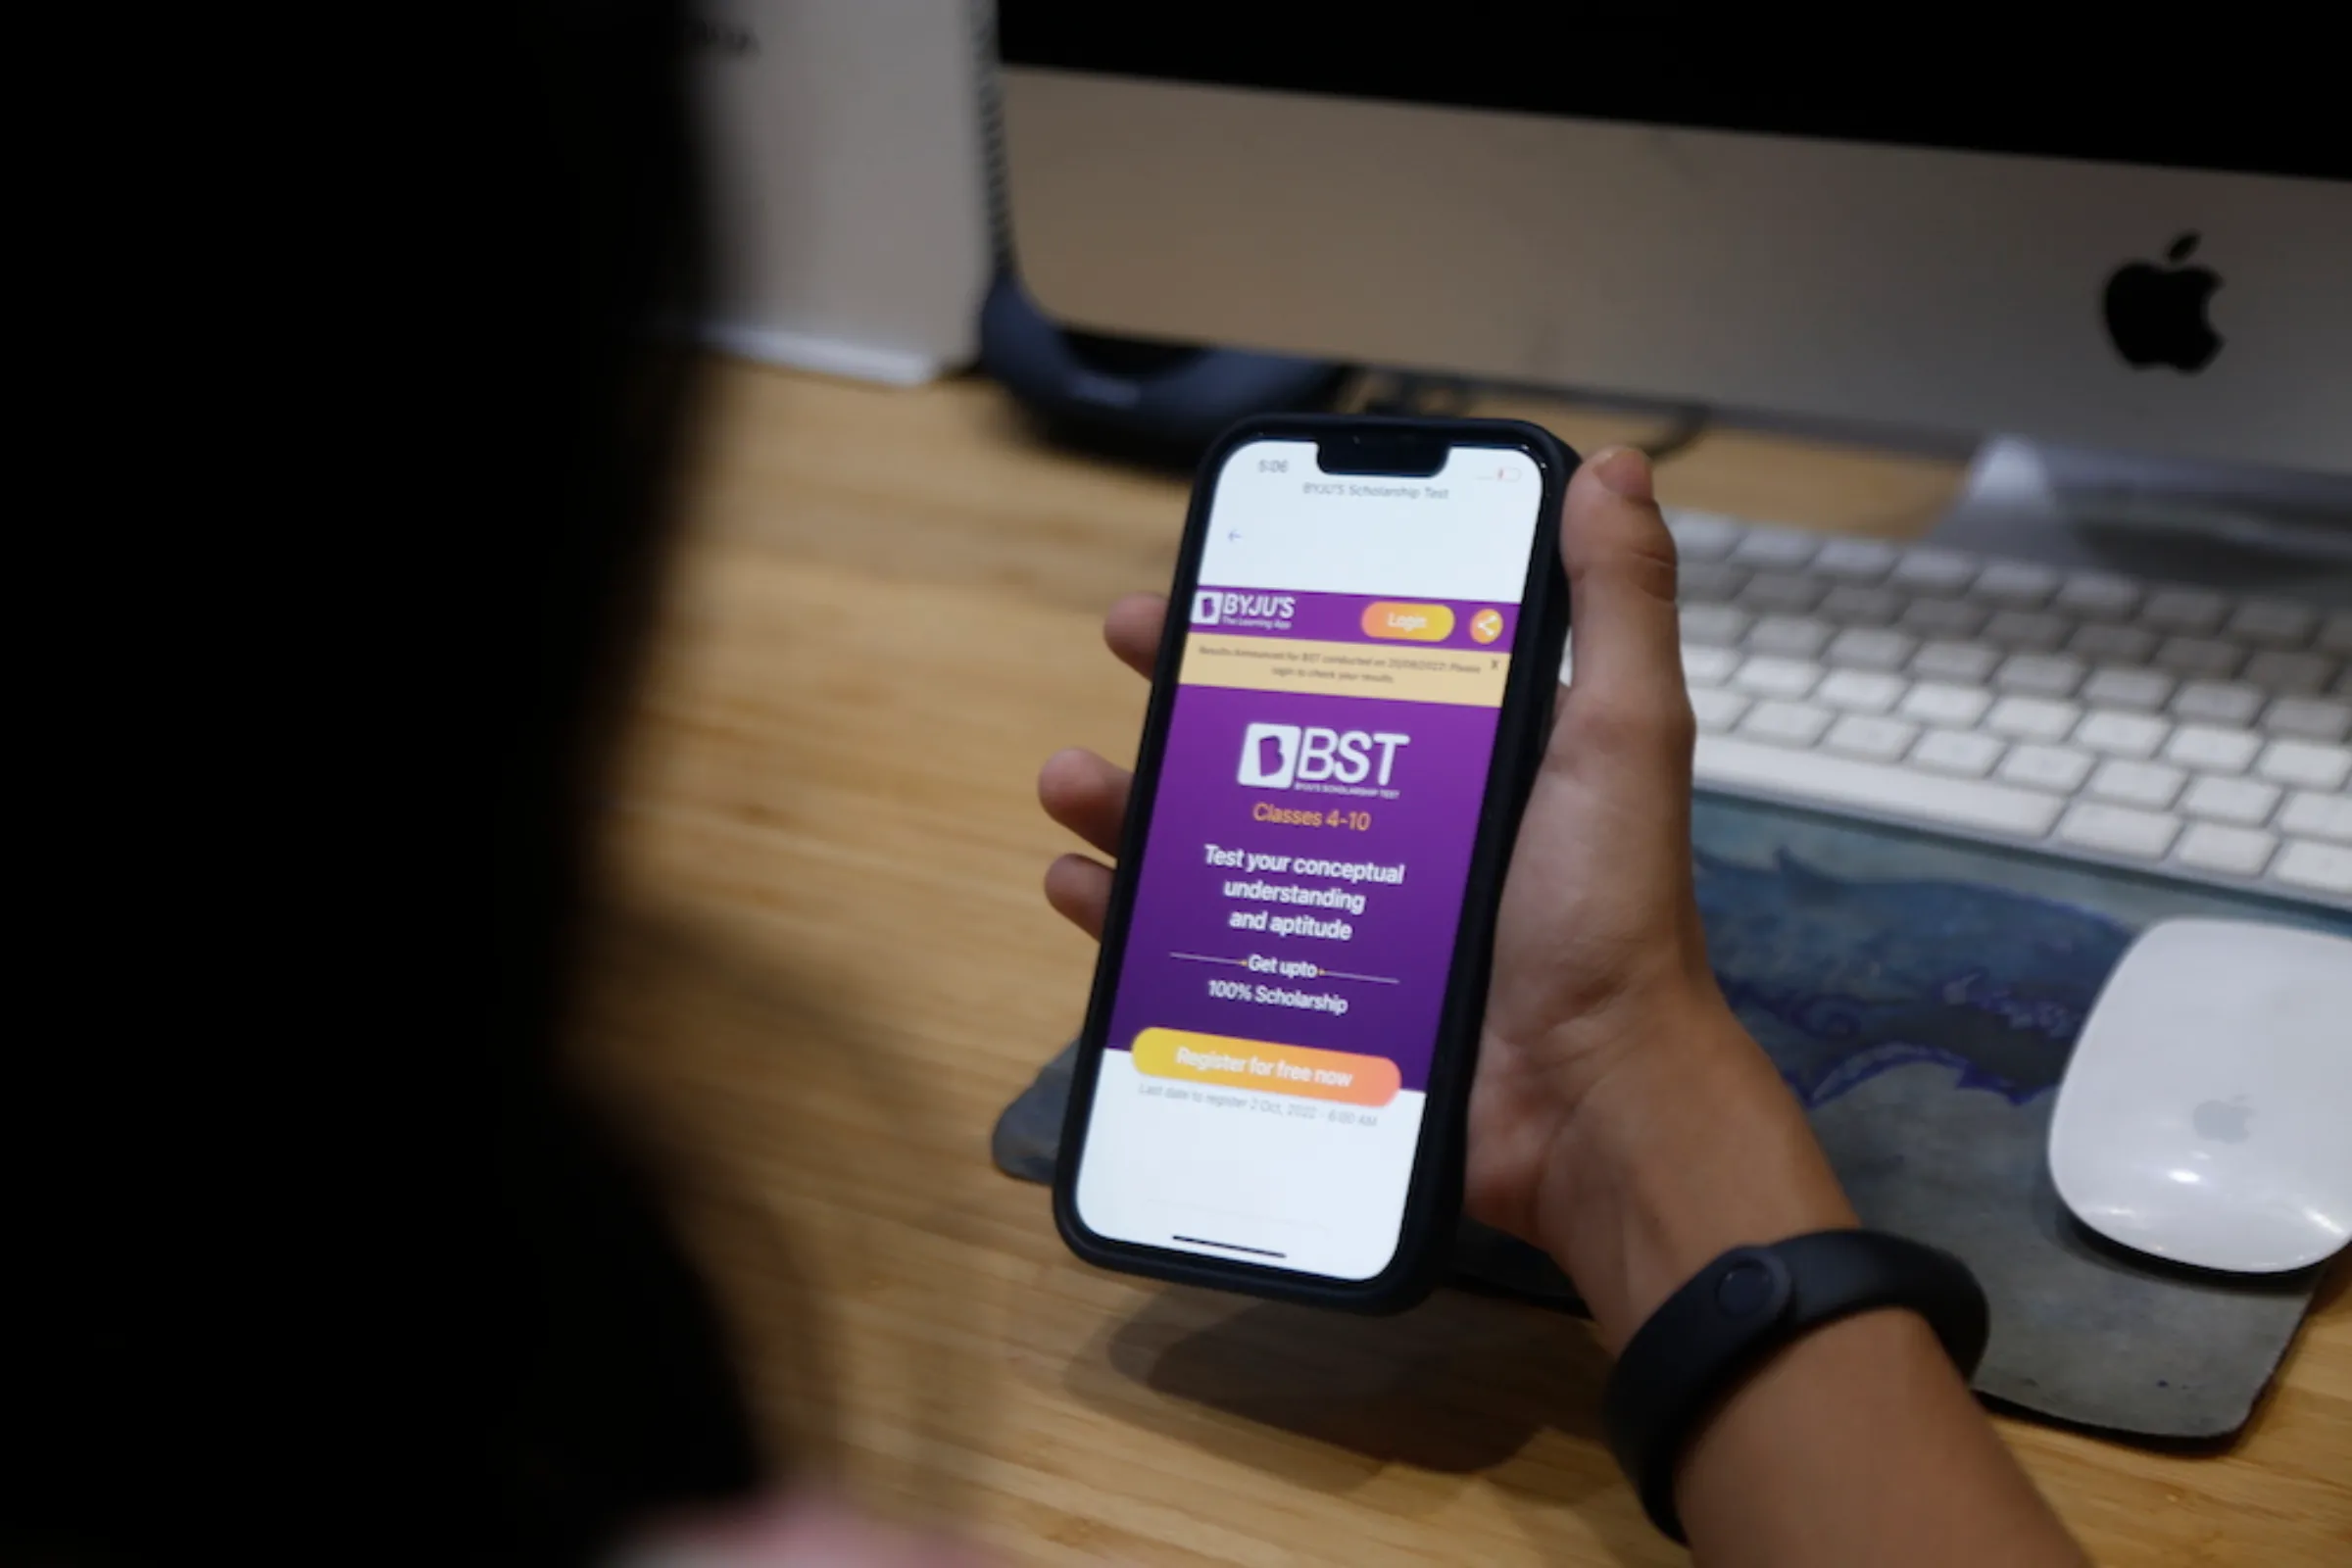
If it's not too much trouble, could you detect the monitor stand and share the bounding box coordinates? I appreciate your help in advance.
[1926,438,2352,610]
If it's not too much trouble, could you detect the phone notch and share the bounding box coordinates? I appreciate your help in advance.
[1314,429,1448,478]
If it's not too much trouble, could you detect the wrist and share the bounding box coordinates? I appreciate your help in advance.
[1533,999,1856,1350]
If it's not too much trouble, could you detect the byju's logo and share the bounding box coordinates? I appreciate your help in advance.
[1238,723,1409,789]
[1191,590,1298,629]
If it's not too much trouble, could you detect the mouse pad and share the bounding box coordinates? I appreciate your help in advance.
[994,793,2352,1441]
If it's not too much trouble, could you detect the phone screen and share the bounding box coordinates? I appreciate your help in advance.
[1073,436,1548,1281]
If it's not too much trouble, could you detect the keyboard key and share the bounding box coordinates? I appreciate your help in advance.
[1695,735,2064,836]
[2069,623,2159,663]
[2180,775,2279,826]
[2076,710,2170,760]
[1817,669,1905,714]
[2323,613,2352,656]
[1985,695,2082,742]
[2081,667,2175,710]
[1900,598,1988,638]
[2054,572,2141,620]
[2171,680,2264,726]
[1748,614,1835,657]
[2274,840,2352,897]
[1682,605,1753,646]
[1732,656,1824,699]
[1690,686,1751,732]
[1889,548,1979,593]
[2261,697,2351,743]
[1826,627,1917,670]
[2243,650,2338,696]
[1911,640,2001,683]
[1664,510,1740,560]
[1912,729,2005,778]
[2142,587,2229,633]
[2227,599,2318,645]
[1740,700,1835,747]
[1680,563,1750,602]
[2164,724,2262,774]
[1824,713,1920,761]
[1819,584,1904,625]
[1740,571,1828,612]
[2000,744,2095,793]
[2279,791,2352,845]
[2256,739,2352,792]
[1973,561,2059,605]
[1900,682,1993,728]
[1995,653,2086,696]
[2056,802,2181,860]
[1984,610,2071,651]
[2085,759,2185,809]
[1814,539,1899,580]
[1732,527,1821,567]
[2177,823,2279,879]
[1682,644,1740,685]
[2154,635,2244,679]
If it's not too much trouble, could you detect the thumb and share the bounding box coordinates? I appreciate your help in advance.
[1551,446,1692,765]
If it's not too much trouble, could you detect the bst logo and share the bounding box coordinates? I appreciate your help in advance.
[1238,722,1410,790]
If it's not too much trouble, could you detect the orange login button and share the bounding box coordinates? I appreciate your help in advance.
[1131,1028,1401,1106]
[1360,601,1455,642]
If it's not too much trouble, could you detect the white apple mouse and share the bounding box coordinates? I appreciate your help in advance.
[2049,917,2352,1274]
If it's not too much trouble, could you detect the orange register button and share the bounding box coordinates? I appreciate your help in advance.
[1131,1028,1400,1106]
[1360,601,1455,642]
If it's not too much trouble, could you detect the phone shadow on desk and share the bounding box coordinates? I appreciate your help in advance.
[1058,1283,1637,1517]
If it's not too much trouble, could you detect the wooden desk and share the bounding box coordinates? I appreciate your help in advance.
[577,362,2351,1565]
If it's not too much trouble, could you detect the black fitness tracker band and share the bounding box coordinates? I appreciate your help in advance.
[1601,1229,1989,1544]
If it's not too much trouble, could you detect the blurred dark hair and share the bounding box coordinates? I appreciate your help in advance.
[485,1,764,1559]
[11,3,759,1563]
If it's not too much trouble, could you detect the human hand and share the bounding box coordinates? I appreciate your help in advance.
[1039,447,1848,1345]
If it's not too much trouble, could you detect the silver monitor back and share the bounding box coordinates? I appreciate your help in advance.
[998,68,2352,478]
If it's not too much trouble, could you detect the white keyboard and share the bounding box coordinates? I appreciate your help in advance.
[1564,511,2352,910]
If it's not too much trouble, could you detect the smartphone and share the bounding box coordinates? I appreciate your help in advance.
[1054,415,1575,1311]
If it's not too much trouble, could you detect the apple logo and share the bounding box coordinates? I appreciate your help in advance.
[2191,1095,2255,1143]
[2103,232,2224,372]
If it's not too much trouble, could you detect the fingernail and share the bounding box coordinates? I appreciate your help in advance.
[1590,445,1653,502]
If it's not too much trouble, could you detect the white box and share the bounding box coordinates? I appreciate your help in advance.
[688,1,992,384]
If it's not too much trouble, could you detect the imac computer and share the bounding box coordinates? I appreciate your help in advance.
[994,21,2352,909]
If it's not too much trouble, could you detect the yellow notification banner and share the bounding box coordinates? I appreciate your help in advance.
[1180,634,1509,708]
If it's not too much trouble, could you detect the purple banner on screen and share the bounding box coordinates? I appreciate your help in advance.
[1104,679,1504,1094]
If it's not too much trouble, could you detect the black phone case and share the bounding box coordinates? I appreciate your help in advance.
[1052,413,1577,1313]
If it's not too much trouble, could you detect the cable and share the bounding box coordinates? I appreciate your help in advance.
[1337,370,1461,416]
[1636,404,1711,464]
[1341,370,1712,464]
